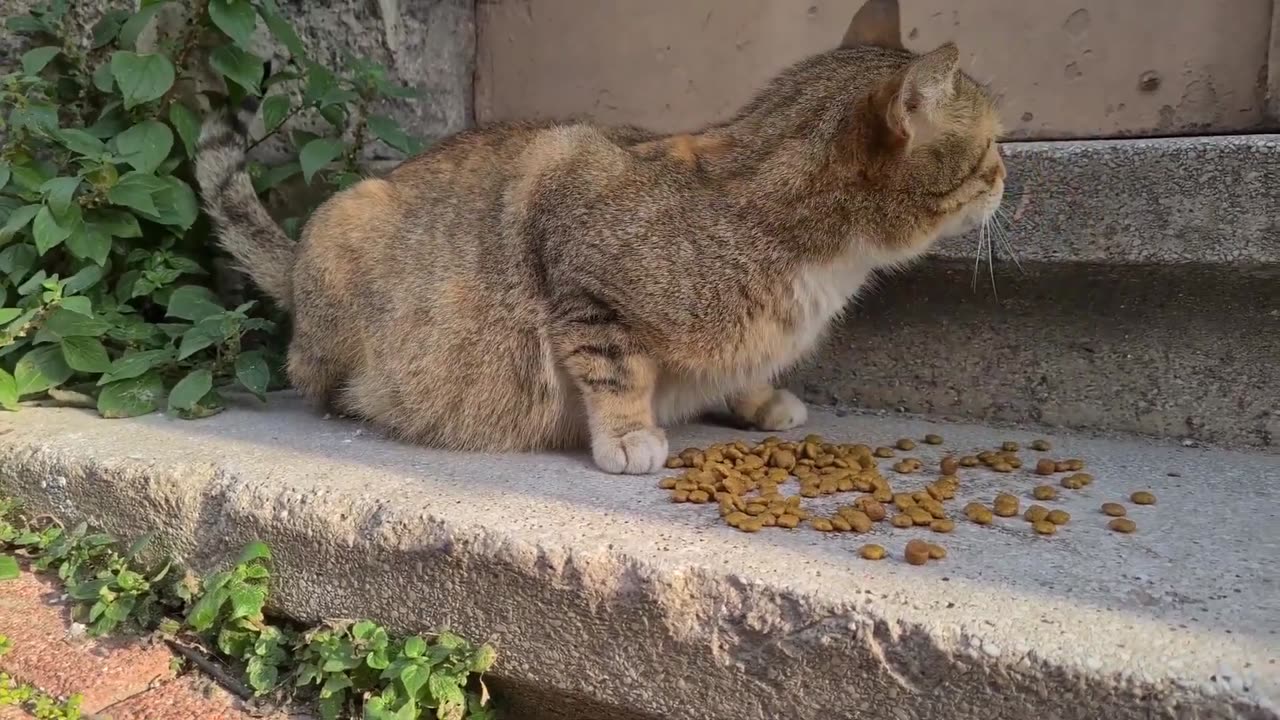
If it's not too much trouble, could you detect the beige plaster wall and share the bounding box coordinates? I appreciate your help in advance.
[475,0,1276,139]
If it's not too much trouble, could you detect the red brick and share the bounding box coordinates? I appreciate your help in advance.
[99,674,257,720]
[0,572,173,712]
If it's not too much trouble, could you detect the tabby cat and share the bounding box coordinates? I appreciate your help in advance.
[196,0,1005,474]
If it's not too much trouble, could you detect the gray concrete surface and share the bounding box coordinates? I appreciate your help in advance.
[934,134,1280,265]
[791,259,1280,452]
[1,399,1276,719]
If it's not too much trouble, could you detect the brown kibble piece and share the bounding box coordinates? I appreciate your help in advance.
[1024,504,1050,523]
[1060,475,1086,490]
[724,511,748,527]
[992,461,1014,473]
[830,516,853,532]
[896,438,916,451]
[924,434,944,445]
[811,518,834,532]
[1131,491,1157,505]
[860,544,886,561]
[776,513,800,529]
[859,499,887,522]
[688,490,710,504]
[1032,520,1057,535]
[871,487,893,503]
[926,543,947,560]
[893,493,916,511]
[1109,518,1137,533]
[846,511,873,533]
[665,457,684,469]
[1101,502,1127,517]
[904,540,931,566]
[891,514,914,529]
[993,493,1019,517]
[769,449,797,470]
[874,446,895,458]
[1033,485,1058,501]
[959,455,980,467]
[964,502,994,525]
[1001,441,1020,452]
[1047,509,1070,525]
[906,507,934,526]
[672,489,691,503]
[929,519,955,534]
[658,477,678,489]
[892,460,916,474]
[1054,461,1071,473]
[1065,459,1085,471]
[1035,459,1057,476]
[738,517,765,533]
[1030,439,1052,452]
[940,456,959,475]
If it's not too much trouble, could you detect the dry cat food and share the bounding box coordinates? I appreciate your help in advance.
[656,431,1158,563]
[1100,502,1127,517]
[1108,518,1137,533]
[1130,491,1156,505]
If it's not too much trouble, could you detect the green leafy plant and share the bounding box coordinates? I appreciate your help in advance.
[0,0,421,418]
[0,500,498,719]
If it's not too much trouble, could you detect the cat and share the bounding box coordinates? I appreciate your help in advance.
[195,0,1005,474]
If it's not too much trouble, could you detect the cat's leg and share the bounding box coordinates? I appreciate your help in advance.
[551,313,667,474]
[727,383,808,431]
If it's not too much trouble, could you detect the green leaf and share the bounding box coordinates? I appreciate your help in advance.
[0,205,41,242]
[66,225,112,266]
[469,644,496,673]
[428,675,466,716]
[59,296,93,317]
[91,9,130,48]
[234,350,269,400]
[211,45,264,94]
[0,163,9,191]
[209,0,258,48]
[247,657,279,695]
[15,345,74,396]
[367,115,418,155]
[98,349,172,385]
[147,176,198,229]
[403,636,426,659]
[55,129,108,157]
[228,584,267,620]
[116,121,174,174]
[258,0,306,57]
[0,309,20,325]
[0,245,37,283]
[261,94,291,132]
[169,103,201,158]
[61,337,111,373]
[32,206,71,255]
[168,368,212,412]
[237,540,272,564]
[252,161,300,193]
[107,171,165,215]
[110,51,175,109]
[177,322,221,359]
[21,46,60,75]
[399,663,429,699]
[97,371,164,418]
[184,586,229,631]
[43,307,110,338]
[118,4,166,50]
[88,209,143,239]
[299,139,344,184]
[9,103,58,134]
[166,285,224,321]
[39,177,81,216]
[92,61,115,93]
[0,369,18,411]
[0,556,21,581]
[7,15,52,35]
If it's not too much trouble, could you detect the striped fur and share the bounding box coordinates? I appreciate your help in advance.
[194,98,296,308]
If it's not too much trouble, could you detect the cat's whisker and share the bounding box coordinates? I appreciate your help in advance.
[992,220,1024,274]
[986,220,999,301]
[972,223,985,291]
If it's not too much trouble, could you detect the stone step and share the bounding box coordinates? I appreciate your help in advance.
[790,259,1279,452]
[935,134,1280,266]
[1,398,1275,720]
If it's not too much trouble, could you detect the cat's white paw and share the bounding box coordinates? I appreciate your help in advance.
[754,389,808,431]
[592,427,669,474]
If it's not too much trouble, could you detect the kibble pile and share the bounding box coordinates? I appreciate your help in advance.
[659,433,1155,565]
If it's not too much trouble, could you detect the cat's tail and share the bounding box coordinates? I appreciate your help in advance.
[195,98,295,309]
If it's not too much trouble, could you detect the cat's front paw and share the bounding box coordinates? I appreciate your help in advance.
[592,427,669,474]
[753,389,808,431]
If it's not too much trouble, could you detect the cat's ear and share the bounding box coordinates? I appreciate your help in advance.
[879,42,960,143]
[840,0,903,50]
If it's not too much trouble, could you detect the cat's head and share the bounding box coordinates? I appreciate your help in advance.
[732,0,1004,262]
[836,0,1005,258]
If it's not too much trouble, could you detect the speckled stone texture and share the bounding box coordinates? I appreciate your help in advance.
[935,134,1280,265]
[1,401,1276,720]
[789,259,1280,452]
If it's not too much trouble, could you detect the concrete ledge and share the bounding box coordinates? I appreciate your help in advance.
[1,398,1277,719]
[934,134,1280,265]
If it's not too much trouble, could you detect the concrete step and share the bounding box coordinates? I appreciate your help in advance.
[790,259,1280,452]
[1,397,1276,720]
[934,134,1280,266]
